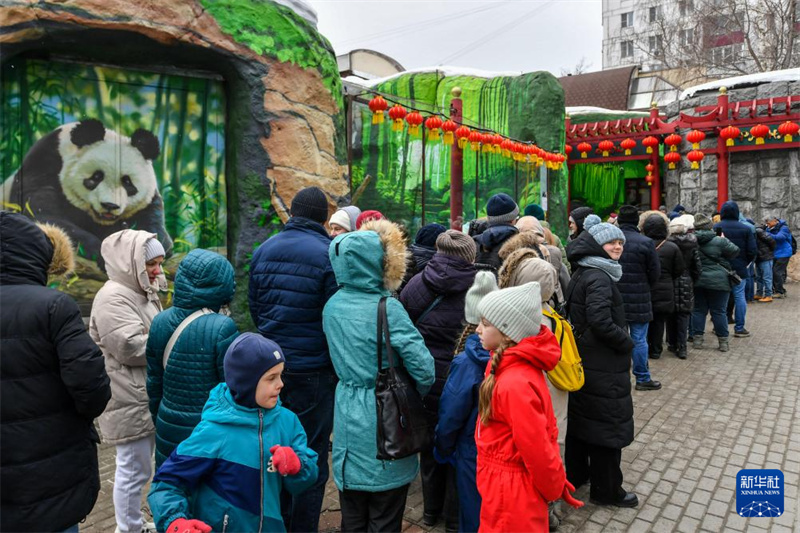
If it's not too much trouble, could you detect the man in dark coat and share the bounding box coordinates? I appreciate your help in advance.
[473,193,519,274]
[714,201,755,337]
[1,212,111,532]
[642,214,685,360]
[248,187,338,533]
[400,230,477,529]
[565,214,638,508]
[616,205,662,391]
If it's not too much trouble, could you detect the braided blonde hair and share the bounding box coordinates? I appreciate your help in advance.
[477,336,515,425]
[454,323,478,355]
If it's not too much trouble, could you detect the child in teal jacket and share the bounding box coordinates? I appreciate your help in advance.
[148,333,318,533]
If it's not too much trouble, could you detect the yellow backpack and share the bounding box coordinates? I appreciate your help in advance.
[542,307,584,392]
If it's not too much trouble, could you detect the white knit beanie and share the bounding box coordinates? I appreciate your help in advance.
[144,238,165,261]
[477,281,542,343]
[329,209,353,232]
[464,271,498,325]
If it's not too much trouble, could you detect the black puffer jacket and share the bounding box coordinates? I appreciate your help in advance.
[399,253,476,416]
[642,216,685,315]
[668,233,703,313]
[618,223,661,323]
[756,227,776,262]
[565,231,634,450]
[0,212,111,532]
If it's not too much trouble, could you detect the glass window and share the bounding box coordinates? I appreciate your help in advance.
[649,35,663,53]
[649,6,658,22]
[679,0,694,16]
[680,28,694,46]
[621,40,634,58]
[621,12,634,28]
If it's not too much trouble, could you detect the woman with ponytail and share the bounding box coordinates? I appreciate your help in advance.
[473,282,583,532]
[434,271,497,532]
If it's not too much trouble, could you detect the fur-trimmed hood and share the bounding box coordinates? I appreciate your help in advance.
[0,212,75,286]
[498,248,558,301]
[498,231,549,262]
[638,210,669,230]
[330,218,408,293]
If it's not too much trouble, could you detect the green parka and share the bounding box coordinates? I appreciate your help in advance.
[694,230,740,292]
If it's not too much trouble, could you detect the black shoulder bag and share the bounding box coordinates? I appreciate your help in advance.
[375,296,433,460]
[699,249,742,289]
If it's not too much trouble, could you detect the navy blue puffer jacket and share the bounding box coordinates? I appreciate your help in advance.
[399,253,476,415]
[249,217,338,371]
[618,223,661,323]
[146,249,239,466]
[714,201,754,277]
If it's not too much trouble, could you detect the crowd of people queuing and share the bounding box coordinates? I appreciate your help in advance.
[0,186,794,533]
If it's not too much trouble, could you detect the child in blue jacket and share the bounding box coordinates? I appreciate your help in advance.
[148,333,318,533]
[434,272,497,533]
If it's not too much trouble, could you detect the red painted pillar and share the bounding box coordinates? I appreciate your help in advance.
[717,87,730,209]
[649,103,662,209]
[450,88,464,230]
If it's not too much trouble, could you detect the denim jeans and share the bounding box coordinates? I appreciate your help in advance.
[692,288,730,338]
[628,321,651,383]
[756,260,773,297]
[773,257,790,295]
[745,264,755,302]
[731,279,747,332]
[280,367,337,533]
[60,526,79,533]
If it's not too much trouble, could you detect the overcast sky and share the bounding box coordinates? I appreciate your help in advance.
[307,0,603,76]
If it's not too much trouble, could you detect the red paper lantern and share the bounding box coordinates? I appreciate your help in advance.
[481,132,494,153]
[425,116,443,142]
[645,163,654,177]
[492,134,505,154]
[778,121,799,142]
[720,125,740,147]
[664,133,682,152]
[645,173,654,187]
[387,104,407,132]
[468,130,482,151]
[687,149,704,169]
[577,142,592,158]
[686,129,706,149]
[565,144,573,155]
[441,119,458,145]
[620,138,636,155]
[556,153,566,169]
[368,95,388,124]
[598,140,614,157]
[455,125,471,149]
[750,124,769,145]
[405,110,423,137]
[642,135,659,154]
[500,139,514,158]
[664,151,681,169]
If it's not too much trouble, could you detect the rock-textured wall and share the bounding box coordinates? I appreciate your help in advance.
[0,0,348,329]
[662,79,800,280]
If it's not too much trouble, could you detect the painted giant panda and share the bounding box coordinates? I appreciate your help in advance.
[6,119,173,267]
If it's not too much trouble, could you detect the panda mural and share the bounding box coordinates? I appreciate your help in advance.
[7,119,173,267]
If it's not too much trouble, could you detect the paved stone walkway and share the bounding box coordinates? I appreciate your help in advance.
[83,282,799,532]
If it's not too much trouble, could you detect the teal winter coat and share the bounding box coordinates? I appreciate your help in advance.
[694,230,740,292]
[323,219,436,492]
[147,249,239,466]
[148,384,318,533]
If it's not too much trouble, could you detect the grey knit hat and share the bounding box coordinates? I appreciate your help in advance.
[436,230,477,264]
[144,238,165,261]
[464,271,498,325]
[584,214,626,246]
[694,213,713,231]
[477,281,542,343]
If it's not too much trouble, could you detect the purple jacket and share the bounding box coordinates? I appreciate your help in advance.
[399,253,476,414]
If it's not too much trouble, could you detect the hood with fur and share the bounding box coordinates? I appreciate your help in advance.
[331,218,408,293]
[498,231,550,262]
[0,212,75,286]
[498,248,558,302]
[638,209,669,230]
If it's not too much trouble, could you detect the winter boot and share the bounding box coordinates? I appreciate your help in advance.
[692,334,704,349]
[718,337,729,352]
[676,347,688,359]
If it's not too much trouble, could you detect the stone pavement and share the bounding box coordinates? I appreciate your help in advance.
[83,282,799,533]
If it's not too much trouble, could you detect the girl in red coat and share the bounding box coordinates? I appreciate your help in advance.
[475,281,583,532]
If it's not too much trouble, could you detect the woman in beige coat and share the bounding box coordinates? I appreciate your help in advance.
[90,229,165,533]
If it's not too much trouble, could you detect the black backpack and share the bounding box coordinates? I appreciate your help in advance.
[792,234,797,256]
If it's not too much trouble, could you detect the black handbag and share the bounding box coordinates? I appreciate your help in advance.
[375,296,433,460]
[700,249,742,288]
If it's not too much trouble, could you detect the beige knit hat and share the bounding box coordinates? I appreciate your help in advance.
[477,281,542,343]
[436,229,477,264]
[464,271,498,325]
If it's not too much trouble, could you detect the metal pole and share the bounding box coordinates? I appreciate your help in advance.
[650,102,661,209]
[421,127,427,226]
[449,87,464,230]
[717,87,730,209]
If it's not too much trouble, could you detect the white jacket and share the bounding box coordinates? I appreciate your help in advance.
[90,230,163,445]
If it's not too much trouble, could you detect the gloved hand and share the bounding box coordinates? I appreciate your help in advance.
[166,518,212,533]
[433,447,455,466]
[270,445,301,476]
[561,480,584,509]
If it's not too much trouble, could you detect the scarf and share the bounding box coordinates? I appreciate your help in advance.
[577,256,623,282]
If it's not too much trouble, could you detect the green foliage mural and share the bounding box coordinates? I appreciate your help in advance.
[350,70,566,238]
[1,58,227,308]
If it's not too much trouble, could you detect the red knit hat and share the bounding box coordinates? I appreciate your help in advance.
[356,210,385,229]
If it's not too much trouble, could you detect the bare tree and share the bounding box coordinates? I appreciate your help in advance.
[560,56,593,76]
[633,0,799,85]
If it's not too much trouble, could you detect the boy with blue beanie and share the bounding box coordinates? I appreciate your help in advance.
[148,333,319,533]
[474,193,520,274]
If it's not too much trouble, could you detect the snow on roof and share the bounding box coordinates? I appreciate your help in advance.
[566,106,648,117]
[357,65,526,87]
[272,0,318,27]
[680,68,800,99]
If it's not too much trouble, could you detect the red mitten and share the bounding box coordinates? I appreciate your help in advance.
[561,480,584,509]
[270,445,301,476]
[166,518,212,533]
